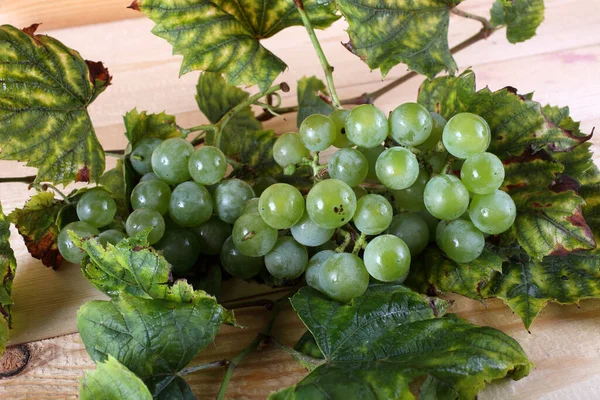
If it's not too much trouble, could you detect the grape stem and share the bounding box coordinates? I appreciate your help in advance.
[31,183,70,202]
[335,230,352,253]
[352,233,367,255]
[0,176,36,184]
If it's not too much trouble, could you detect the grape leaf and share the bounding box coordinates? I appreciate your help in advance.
[337,0,460,79]
[0,203,17,356]
[0,24,110,184]
[272,285,531,399]
[80,355,153,400]
[130,0,339,90]
[490,0,545,44]
[406,247,503,301]
[296,76,334,127]
[123,109,181,146]
[99,159,135,220]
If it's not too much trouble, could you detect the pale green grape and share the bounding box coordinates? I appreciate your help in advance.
[151,138,194,184]
[353,194,393,235]
[259,183,304,229]
[363,234,411,282]
[358,146,385,181]
[387,213,429,256]
[57,221,99,264]
[393,169,429,212]
[131,179,171,215]
[306,179,357,229]
[427,152,448,174]
[241,198,260,215]
[214,179,255,224]
[265,237,308,280]
[440,219,485,263]
[424,175,469,220]
[190,216,232,255]
[460,152,505,195]
[305,250,335,291]
[220,236,264,279]
[469,190,517,234]
[154,226,201,274]
[140,172,160,182]
[442,113,491,159]
[320,253,369,303]
[375,147,420,190]
[125,209,165,244]
[299,114,336,151]
[290,209,335,247]
[272,133,310,167]
[389,102,433,146]
[188,146,227,185]
[98,229,126,247]
[76,189,117,228]
[232,212,278,257]
[435,220,450,249]
[352,186,368,200]
[169,181,213,227]
[328,148,368,187]
[330,109,353,148]
[418,210,440,241]
[345,105,388,148]
[416,112,446,151]
[130,138,162,175]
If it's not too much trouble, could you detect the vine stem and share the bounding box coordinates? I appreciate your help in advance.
[352,233,367,255]
[450,7,494,30]
[179,359,229,376]
[0,176,36,184]
[335,230,352,253]
[294,0,342,109]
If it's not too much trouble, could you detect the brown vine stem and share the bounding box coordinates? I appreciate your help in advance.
[0,176,36,184]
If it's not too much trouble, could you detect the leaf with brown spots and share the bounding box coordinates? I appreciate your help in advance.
[0,202,17,355]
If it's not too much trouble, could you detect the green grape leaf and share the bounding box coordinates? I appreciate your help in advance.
[490,0,545,44]
[406,246,503,301]
[80,355,153,400]
[130,0,339,90]
[578,166,600,238]
[272,285,531,399]
[337,0,460,78]
[0,24,110,184]
[0,203,17,356]
[296,76,334,127]
[99,159,135,220]
[123,108,181,146]
[145,375,196,400]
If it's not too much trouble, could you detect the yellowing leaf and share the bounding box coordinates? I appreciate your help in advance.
[123,109,180,145]
[490,0,545,44]
[80,356,152,400]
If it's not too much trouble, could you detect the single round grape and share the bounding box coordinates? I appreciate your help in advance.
[232,212,278,257]
[290,209,335,247]
[440,220,485,263]
[140,172,160,182]
[469,190,517,234]
[442,113,491,159]
[130,138,162,175]
[241,198,260,215]
[435,220,450,249]
[57,221,99,264]
[265,237,309,280]
[387,213,429,256]
[305,250,335,292]
[125,209,165,244]
[460,152,505,195]
[253,176,278,196]
[220,236,264,279]
[188,146,227,185]
[98,229,126,247]
[169,181,213,227]
[214,179,255,224]
[352,186,367,200]
[363,234,411,282]
[389,102,433,146]
[330,109,353,148]
[190,216,232,255]
[358,146,385,181]
[375,147,420,190]
[353,194,393,235]
[393,169,429,212]
[320,253,369,303]
[424,175,470,220]
[273,133,310,167]
[345,105,388,148]
[259,183,304,229]
[416,112,446,151]
[76,189,117,228]
[306,179,357,229]
[418,210,440,241]
[299,114,336,152]
[131,179,171,215]
[328,148,368,187]
[151,138,194,184]
[154,226,201,274]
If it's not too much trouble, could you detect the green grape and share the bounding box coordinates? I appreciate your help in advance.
[327,148,368,187]
[57,221,99,264]
[363,234,411,282]
[220,236,264,279]
[435,220,450,249]
[427,152,448,174]
[345,105,388,148]
[151,137,194,184]
[442,113,491,159]
[188,146,227,185]
[387,213,429,256]
[469,190,517,234]
[154,226,201,274]
[316,240,338,252]
[416,112,446,151]
[393,169,429,212]
[259,183,304,229]
[98,229,126,247]
[273,133,310,167]
[169,181,213,227]
[305,250,335,291]
[190,216,232,255]
[130,138,162,175]
[253,176,278,196]
[76,189,117,228]
[424,175,469,220]
[375,147,420,190]
[125,208,165,244]
[440,220,485,263]
[214,179,255,224]
[265,237,308,280]
[418,210,440,241]
[330,109,353,148]
[232,212,278,257]
[241,198,260,215]
[290,209,335,247]
[140,172,160,182]
[320,253,369,303]
[358,146,385,181]
[353,194,393,235]
[352,186,367,200]
[130,179,171,215]
[389,102,433,146]
[299,114,336,151]
[306,179,357,229]
[460,152,505,195]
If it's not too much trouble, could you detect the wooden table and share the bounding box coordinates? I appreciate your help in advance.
[1,1,600,398]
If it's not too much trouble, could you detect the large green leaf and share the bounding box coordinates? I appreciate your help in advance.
[123,108,181,146]
[337,0,460,78]
[131,0,339,90]
[272,285,531,399]
[0,203,17,356]
[296,76,334,127]
[0,24,110,184]
[80,355,153,400]
[490,0,545,44]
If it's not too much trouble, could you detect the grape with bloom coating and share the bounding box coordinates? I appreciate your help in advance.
[320,253,369,303]
[126,209,165,244]
[130,138,162,175]
[58,222,99,264]
[154,226,200,273]
[353,194,393,235]
[306,179,357,229]
[151,138,194,184]
[345,105,388,148]
[273,133,310,167]
[214,179,255,224]
[469,190,517,234]
[305,250,335,291]
[299,114,336,151]
[364,234,411,282]
[416,112,446,151]
[98,229,126,247]
[442,113,491,159]
[440,219,485,263]
[189,216,231,255]
[259,183,304,229]
[232,212,278,257]
[460,152,505,195]
[131,180,171,215]
[393,169,429,212]
[188,146,227,185]
[375,147,420,190]
[241,198,260,215]
[389,102,433,146]
[76,189,117,228]
[328,148,368,187]
[265,237,308,280]
[220,236,263,279]
[330,109,352,148]
[169,181,213,227]
[291,209,335,247]
[387,213,429,256]
[424,175,469,220]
